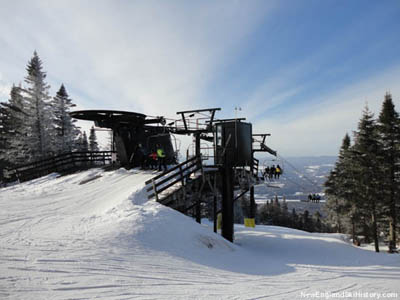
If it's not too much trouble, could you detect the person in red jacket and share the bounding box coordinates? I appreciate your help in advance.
[148,149,158,170]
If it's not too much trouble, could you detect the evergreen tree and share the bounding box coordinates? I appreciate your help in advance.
[89,126,99,151]
[51,84,80,153]
[352,105,382,252]
[0,103,9,181]
[313,211,322,232]
[0,85,28,166]
[76,131,89,152]
[290,208,299,229]
[325,134,356,234]
[324,94,400,248]
[302,210,313,232]
[376,93,400,252]
[23,51,54,161]
[82,131,89,152]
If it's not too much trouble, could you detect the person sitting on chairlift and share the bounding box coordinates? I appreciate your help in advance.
[315,194,321,203]
[275,164,282,179]
[312,193,317,203]
[263,166,270,180]
[269,165,276,180]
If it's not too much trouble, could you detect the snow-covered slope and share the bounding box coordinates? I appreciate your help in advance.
[1,169,399,299]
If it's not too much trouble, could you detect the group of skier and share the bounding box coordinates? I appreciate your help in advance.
[130,143,167,172]
[263,164,282,180]
[308,193,321,203]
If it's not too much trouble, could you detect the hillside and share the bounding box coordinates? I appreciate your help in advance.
[0,168,399,299]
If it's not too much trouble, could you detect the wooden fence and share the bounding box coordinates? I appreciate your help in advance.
[4,151,116,183]
[145,155,202,202]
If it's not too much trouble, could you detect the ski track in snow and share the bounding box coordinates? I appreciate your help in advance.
[0,168,399,299]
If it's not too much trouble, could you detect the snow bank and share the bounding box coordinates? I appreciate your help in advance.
[1,168,399,299]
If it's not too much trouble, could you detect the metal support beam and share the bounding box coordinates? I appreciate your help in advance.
[250,160,256,219]
[176,108,221,115]
[195,134,201,224]
[195,183,201,224]
[213,193,217,233]
[250,186,255,219]
[221,165,234,242]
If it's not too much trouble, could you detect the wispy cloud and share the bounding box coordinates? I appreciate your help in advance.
[0,1,276,117]
[254,65,400,156]
[1,1,399,156]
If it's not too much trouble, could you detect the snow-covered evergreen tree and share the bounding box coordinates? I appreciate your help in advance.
[23,51,55,161]
[75,131,89,152]
[0,85,28,166]
[51,84,80,153]
[82,131,89,152]
[0,102,9,181]
[376,92,400,252]
[89,127,99,151]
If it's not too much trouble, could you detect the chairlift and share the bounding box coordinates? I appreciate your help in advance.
[262,158,284,173]
[265,182,284,189]
[306,192,322,203]
[260,158,284,184]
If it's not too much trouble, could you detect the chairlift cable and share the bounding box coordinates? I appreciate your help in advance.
[277,154,320,191]
[281,174,309,193]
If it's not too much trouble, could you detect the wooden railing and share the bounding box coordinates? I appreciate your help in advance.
[145,155,203,202]
[5,151,116,183]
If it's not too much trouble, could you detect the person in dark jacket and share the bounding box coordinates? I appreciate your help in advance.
[136,144,147,169]
[263,166,270,180]
[269,165,275,180]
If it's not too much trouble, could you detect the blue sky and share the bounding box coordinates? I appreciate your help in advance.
[0,0,399,156]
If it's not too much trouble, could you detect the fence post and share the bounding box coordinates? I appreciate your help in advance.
[152,179,159,202]
[179,164,187,208]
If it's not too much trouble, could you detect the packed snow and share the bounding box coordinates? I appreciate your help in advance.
[1,168,399,299]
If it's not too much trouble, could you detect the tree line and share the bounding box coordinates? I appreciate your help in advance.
[230,196,331,233]
[325,93,399,253]
[0,52,100,180]
[256,197,331,233]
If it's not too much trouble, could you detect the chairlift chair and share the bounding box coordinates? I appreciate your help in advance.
[260,158,284,183]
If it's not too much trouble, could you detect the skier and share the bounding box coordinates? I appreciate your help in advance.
[275,164,282,179]
[269,165,275,180]
[263,166,270,180]
[148,149,158,170]
[135,144,147,169]
[315,194,321,203]
[157,144,167,171]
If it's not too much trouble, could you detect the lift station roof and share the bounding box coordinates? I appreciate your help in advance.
[70,110,164,128]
